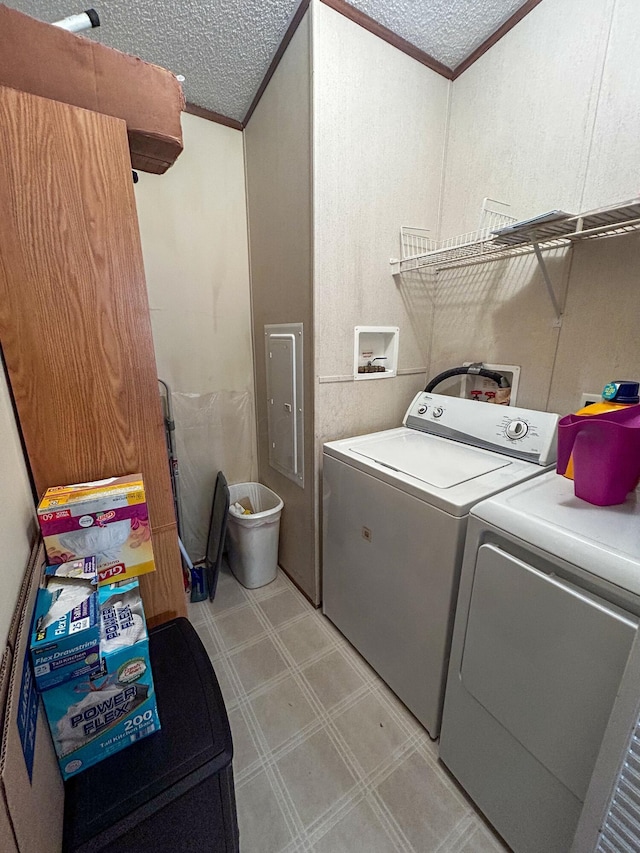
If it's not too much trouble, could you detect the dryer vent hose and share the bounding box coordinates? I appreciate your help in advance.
[424,366,511,393]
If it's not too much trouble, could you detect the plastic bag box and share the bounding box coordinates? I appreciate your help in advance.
[30,557,100,691]
[37,474,156,585]
[42,579,160,780]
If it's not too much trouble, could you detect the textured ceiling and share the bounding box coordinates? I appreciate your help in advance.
[351,0,527,68]
[9,0,530,121]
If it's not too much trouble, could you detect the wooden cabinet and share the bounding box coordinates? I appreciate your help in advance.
[0,85,185,624]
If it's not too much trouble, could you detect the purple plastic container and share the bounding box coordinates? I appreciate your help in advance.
[557,405,640,506]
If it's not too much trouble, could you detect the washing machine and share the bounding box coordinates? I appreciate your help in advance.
[439,470,640,853]
[322,391,559,738]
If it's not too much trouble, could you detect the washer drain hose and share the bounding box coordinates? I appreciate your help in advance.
[424,366,510,393]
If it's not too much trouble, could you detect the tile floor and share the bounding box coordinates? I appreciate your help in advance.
[187,564,510,853]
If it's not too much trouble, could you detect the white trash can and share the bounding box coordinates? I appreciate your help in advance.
[227,483,284,589]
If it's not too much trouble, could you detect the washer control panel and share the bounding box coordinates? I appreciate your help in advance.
[403,392,559,465]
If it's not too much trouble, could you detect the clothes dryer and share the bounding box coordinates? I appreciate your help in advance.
[440,471,640,853]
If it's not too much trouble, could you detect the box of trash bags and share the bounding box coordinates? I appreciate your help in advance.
[30,560,160,780]
[37,474,157,585]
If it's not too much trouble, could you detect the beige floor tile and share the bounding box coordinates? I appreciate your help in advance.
[236,770,293,853]
[201,567,510,852]
[259,589,309,629]
[277,614,334,665]
[210,568,248,614]
[215,604,265,650]
[302,650,367,712]
[213,658,241,709]
[194,623,220,660]
[376,751,469,851]
[277,729,356,829]
[228,707,262,775]
[414,730,440,763]
[247,571,290,600]
[318,613,351,643]
[251,674,317,751]
[186,596,208,626]
[229,636,288,693]
[330,634,386,685]
[312,799,398,853]
[377,685,431,740]
[333,693,409,776]
[444,819,511,853]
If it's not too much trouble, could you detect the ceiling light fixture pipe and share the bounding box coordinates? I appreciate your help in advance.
[52,9,100,32]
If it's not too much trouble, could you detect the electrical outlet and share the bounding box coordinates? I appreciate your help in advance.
[579,392,602,409]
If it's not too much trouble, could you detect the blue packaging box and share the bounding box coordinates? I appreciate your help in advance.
[30,557,100,690]
[42,578,160,779]
[99,578,147,650]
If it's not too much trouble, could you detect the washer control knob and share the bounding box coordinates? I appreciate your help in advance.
[417,405,428,415]
[506,419,528,440]
[432,407,443,418]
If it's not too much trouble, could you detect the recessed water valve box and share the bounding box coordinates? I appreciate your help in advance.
[354,326,399,380]
[461,362,521,405]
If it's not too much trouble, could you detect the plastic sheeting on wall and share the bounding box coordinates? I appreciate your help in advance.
[172,390,256,562]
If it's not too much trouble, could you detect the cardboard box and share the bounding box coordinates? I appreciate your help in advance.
[41,644,159,780]
[38,474,157,584]
[0,542,64,853]
[30,558,100,691]
[0,646,16,853]
[42,579,159,780]
[0,4,184,175]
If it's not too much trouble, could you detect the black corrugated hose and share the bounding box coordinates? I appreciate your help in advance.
[424,366,511,393]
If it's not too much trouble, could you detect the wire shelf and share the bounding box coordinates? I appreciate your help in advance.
[391,199,640,275]
[394,198,515,273]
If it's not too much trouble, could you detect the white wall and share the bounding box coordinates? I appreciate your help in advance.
[581,0,640,209]
[135,113,256,559]
[244,12,317,600]
[431,0,640,415]
[0,366,36,650]
[313,0,450,444]
[441,0,616,238]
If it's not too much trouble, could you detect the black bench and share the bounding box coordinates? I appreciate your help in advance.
[63,617,239,852]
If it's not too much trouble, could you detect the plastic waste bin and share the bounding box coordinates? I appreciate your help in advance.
[227,483,283,588]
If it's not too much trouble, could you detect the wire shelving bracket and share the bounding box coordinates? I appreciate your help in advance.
[391,198,640,324]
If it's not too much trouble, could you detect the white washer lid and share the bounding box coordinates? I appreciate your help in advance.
[350,431,511,488]
[324,427,548,516]
[472,471,640,594]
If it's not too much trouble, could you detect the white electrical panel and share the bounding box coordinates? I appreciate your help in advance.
[265,323,304,487]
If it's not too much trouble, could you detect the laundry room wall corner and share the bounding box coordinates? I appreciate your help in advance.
[245,10,317,602]
[135,111,256,560]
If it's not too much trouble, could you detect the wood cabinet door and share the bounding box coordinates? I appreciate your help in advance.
[0,85,185,624]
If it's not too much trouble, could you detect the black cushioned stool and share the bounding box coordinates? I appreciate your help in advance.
[63,618,239,852]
